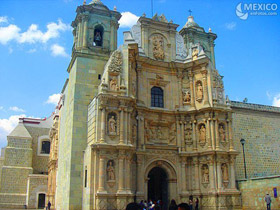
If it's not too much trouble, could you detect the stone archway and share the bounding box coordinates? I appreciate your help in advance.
[145,160,177,210]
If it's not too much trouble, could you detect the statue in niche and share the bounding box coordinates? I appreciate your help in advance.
[110,77,118,91]
[107,160,115,181]
[196,82,203,102]
[202,165,209,183]
[219,124,226,142]
[183,91,191,104]
[152,35,165,60]
[192,47,199,60]
[221,163,229,181]
[185,127,192,145]
[108,115,117,134]
[199,124,206,143]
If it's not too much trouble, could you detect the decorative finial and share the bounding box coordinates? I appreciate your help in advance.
[83,0,86,5]
[114,6,117,11]
[188,9,192,16]
[170,19,173,23]
[142,13,146,17]
[208,27,212,32]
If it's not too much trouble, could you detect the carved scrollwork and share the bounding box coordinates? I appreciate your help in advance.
[108,50,123,73]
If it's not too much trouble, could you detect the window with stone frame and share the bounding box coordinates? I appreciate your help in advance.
[151,86,164,108]
[41,140,50,154]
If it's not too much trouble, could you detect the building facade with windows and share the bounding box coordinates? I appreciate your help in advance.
[0,116,53,209]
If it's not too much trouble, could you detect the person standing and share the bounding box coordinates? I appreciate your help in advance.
[47,201,51,210]
[169,199,177,210]
[265,194,271,210]
[195,198,199,210]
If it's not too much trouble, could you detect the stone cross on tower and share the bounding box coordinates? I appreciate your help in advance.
[188,9,192,16]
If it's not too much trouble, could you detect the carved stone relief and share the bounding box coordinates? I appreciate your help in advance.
[144,120,176,145]
[183,90,191,105]
[221,163,229,187]
[198,123,206,146]
[152,35,165,60]
[196,81,203,102]
[201,164,209,184]
[219,123,226,143]
[184,124,192,145]
[107,160,115,188]
[108,50,123,73]
[109,77,119,91]
[192,47,199,60]
[107,112,118,136]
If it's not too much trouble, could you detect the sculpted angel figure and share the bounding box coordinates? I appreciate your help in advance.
[107,161,115,181]
[183,91,191,103]
[202,165,209,183]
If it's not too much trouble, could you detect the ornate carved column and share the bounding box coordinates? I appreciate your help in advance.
[217,159,222,191]
[181,157,187,192]
[180,119,185,151]
[210,116,215,150]
[99,106,106,143]
[192,117,197,151]
[193,157,200,193]
[136,155,144,196]
[127,110,131,145]
[188,72,195,107]
[177,71,183,107]
[228,119,234,151]
[126,155,132,193]
[176,116,181,151]
[137,114,144,149]
[118,151,125,193]
[215,118,220,150]
[206,118,212,149]
[119,107,124,144]
[201,68,209,105]
[208,157,215,191]
[98,155,106,193]
[82,15,89,48]
[230,156,236,189]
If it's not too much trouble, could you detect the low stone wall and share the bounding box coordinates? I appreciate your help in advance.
[237,176,280,210]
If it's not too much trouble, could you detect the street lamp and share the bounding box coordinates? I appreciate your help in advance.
[240,138,247,179]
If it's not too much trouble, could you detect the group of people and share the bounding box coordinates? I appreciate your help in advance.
[126,198,199,210]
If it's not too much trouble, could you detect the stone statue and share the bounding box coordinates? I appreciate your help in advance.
[152,35,165,60]
[221,164,229,181]
[110,78,118,91]
[107,161,115,181]
[185,127,192,145]
[219,125,226,142]
[202,165,209,183]
[196,82,203,102]
[183,91,191,104]
[192,47,199,60]
[108,116,116,134]
[199,124,206,143]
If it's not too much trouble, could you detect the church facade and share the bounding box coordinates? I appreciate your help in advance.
[1,1,280,210]
[54,1,241,209]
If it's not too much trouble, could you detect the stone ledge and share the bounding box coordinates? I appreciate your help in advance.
[230,100,280,113]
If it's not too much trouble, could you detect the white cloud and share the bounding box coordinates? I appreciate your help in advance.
[0,16,8,24]
[225,22,237,30]
[46,93,61,105]
[0,106,3,111]
[0,19,71,45]
[0,24,21,45]
[51,44,68,57]
[272,93,280,107]
[119,12,139,28]
[0,114,26,147]
[9,106,25,112]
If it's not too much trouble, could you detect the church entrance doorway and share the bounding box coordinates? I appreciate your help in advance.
[148,167,168,210]
[37,193,45,209]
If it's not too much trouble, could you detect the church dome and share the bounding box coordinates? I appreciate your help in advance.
[89,0,103,5]
[183,16,199,28]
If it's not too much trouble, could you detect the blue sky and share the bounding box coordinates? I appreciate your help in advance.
[0,0,279,149]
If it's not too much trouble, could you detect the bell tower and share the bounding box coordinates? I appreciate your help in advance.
[72,0,121,54]
[56,1,121,210]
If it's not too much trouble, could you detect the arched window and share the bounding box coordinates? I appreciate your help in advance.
[41,141,50,154]
[93,25,104,47]
[151,86,164,108]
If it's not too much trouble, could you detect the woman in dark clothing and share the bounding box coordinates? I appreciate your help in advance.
[169,199,177,210]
